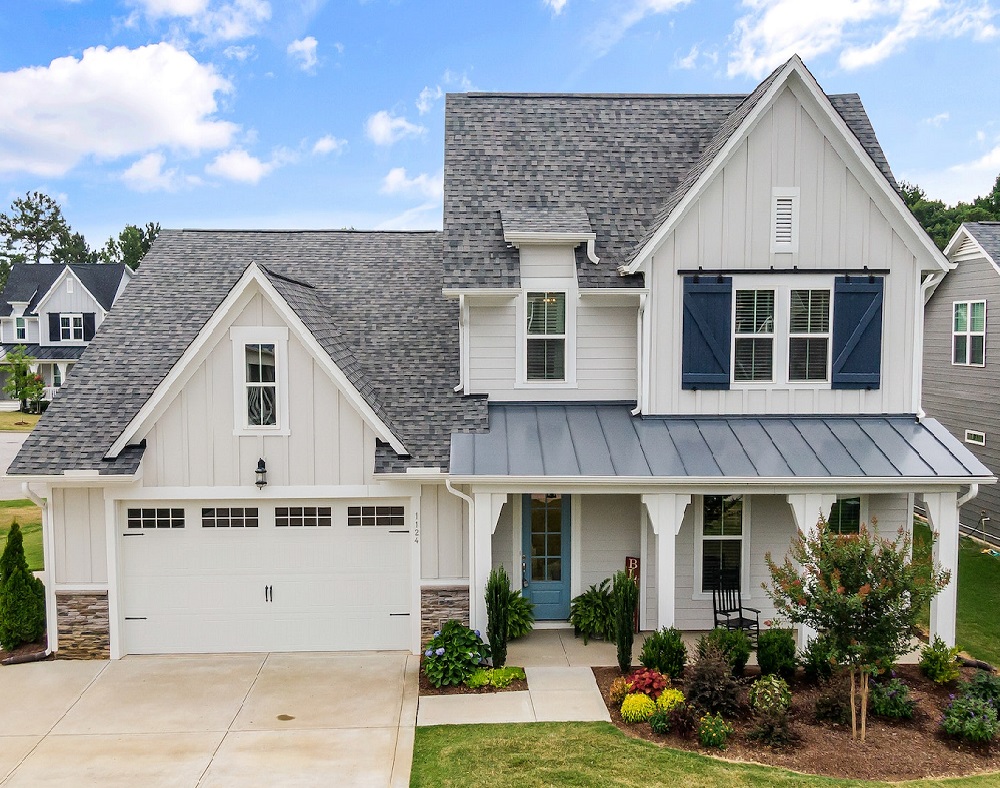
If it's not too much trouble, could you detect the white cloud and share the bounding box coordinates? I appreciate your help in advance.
[728,0,1000,79]
[129,0,270,41]
[205,146,295,183]
[588,0,692,55]
[676,44,700,69]
[224,44,255,61]
[0,44,236,177]
[287,36,318,73]
[544,0,568,14]
[130,0,209,16]
[375,202,442,231]
[121,152,181,192]
[380,167,444,199]
[364,111,426,146]
[442,69,476,91]
[922,112,950,127]
[312,135,346,155]
[416,85,443,115]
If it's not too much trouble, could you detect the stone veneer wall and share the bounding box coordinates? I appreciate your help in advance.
[56,591,110,659]
[420,585,470,645]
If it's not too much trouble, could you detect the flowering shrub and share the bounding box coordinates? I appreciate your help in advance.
[698,713,734,749]
[608,676,631,707]
[869,676,914,719]
[749,675,792,717]
[919,636,962,684]
[941,695,1000,743]
[656,688,685,713]
[626,667,668,701]
[648,707,671,735]
[959,671,1000,707]
[620,692,656,723]
[422,620,491,688]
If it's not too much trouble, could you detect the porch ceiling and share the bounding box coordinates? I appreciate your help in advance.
[449,403,994,482]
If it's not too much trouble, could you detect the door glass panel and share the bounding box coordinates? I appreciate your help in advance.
[532,557,545,578]
[528,494,563,582]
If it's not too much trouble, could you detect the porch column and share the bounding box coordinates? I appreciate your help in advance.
[785,493,836,649]
[925,491,960,647]
[470,492,506,635]
[642,494,691,630]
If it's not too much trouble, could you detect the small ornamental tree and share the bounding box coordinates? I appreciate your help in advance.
[612,570,639,673]
[485,566,511,669]
[0,522,46,650]
[2,345,38,413]
[764,516,949,743]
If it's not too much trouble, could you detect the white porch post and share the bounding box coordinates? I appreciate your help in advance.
[470,492,505,635]
[642,493,691,630]
[786,493,836,649]
[925,491,960,647]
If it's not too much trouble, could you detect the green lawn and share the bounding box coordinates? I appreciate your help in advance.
[0,411,38,432]
[411,722,999,787]
[0,499,43,571]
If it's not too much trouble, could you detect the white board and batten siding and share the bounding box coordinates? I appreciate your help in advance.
[420,483,469,582]
[648,84,922,416]
[50,487,108,585]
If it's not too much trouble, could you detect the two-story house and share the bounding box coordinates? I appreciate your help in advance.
[0,263,132,405]
[9,56,991,661]
[924,222,1000,543]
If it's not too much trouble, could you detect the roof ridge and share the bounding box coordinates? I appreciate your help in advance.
[169,228,442,235]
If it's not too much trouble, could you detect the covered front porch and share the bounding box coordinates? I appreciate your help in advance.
[450,404,996,648]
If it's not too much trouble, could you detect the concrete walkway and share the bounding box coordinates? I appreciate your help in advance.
[0,652,418,787]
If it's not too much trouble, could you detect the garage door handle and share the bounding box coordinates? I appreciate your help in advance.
[270,585,274,602]
[264,585,270,603]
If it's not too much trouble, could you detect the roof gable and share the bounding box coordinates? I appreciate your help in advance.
[945,222,1000,277]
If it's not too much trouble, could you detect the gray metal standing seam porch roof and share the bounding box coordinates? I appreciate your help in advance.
[449,403,994,481]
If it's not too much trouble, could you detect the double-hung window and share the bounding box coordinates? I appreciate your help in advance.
[734,290,774,381]
[788,289,830,381]
[60,313,84,341]
[525,291,566,381]
[14,317,25,341]
[953,301,986,366]
[231,327,288,435]
[700,495,746,593]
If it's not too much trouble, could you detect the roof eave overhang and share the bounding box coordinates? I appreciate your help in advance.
[8,472,140,486]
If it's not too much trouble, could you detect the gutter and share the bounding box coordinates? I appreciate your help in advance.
[958,484,980,508]
[22,482,57,657]
[444,478,475,509]
[631,294,646,416]
[914,272,943,418]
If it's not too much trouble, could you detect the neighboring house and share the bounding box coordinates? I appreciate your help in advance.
[9,56,991,661]
[0,263,132,405]
[924,222,1000,542]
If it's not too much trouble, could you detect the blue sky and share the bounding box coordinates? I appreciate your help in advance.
[2,0,1000,247]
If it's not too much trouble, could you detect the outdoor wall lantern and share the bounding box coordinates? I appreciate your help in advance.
[255,458,267,490]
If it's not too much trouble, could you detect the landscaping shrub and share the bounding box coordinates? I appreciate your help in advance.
[485,566,510,669]
[608,676,631,707]
[569,579,614,644]
[684,644,739,717]
[749,675,792,717]
[648,707,671,734]
[958,671,1000,707]
[814,672,852,725]
[696,627,751,677]
[941,695,1000,743]
[919,636,962,684]
[620,692,656,723]
[757,628,797,680]
[800,632,838,685]
[506,592,535,640]
[612,570,639,673]
[639,626,687,679]
[698,713,734,749]
[625,667,667,701]
[464,666,526,689]
[656,688,685,713]
[422,620,491,688]
[667,701,698,738]
[0,522,45,651]
[868,676,915,719]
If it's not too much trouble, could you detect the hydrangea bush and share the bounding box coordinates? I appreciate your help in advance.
[422,620,491,688]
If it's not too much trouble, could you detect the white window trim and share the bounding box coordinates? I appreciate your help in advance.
[66,278,74,294]
[60,313,84,342]
[771,186,800,254]
[730,275,832,390]
[230,326,290,436]
[693,494,752,601]
[515,277,578,388]
[787,287,831,383]
[965,429,986,447]
[14,317,25,341]
[828,493,868,534]
[952,300,986,367]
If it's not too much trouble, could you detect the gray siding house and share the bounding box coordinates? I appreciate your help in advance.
[924,222,1000,541]
[9,56,991,660]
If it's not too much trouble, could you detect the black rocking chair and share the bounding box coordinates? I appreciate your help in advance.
[712,571,760,647]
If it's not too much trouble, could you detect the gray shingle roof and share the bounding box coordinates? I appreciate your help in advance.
[443,86,897,290]
[10,230,488,476]
[961,222,1000,264]
[500,207,593,236]
[451,403,993,480]
[0,263,127,316]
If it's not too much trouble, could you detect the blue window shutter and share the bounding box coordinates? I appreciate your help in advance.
[831,276,883,389]
[48,313,60,342]
[682,277,732,390]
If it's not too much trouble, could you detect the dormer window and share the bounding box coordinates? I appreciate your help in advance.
[230,326,289,435]
[526,291,566,381]
[15,318,25,341]
[61,313,83,341]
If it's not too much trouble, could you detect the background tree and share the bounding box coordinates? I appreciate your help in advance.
[902,173,1000,250]
[0,192,69,267]
[100,222,160,269]
[765,517,949,743]
[1,345,38,413]
[52,228,100,265]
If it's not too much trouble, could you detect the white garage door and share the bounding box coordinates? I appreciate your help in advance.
[121,502,412,654]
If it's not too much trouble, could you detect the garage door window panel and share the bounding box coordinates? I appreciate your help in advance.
[347,505,405,527]
[127,508,185,529]
[202,507,259,528]
[276,506,333,527]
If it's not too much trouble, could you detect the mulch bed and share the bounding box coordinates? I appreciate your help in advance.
[0,636,48,666]
[418,663,528,696]
[593,664,1000,782]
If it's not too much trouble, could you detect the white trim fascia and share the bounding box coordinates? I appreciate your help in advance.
[107,262,408,458]
[503,231,600,264]
[10,473,139,486]
[230,325,290,436]
[35,267,105,317]
[114,482,422,500]
[621,56,950,277]
[419,577,471,588]
[52,583,110,593]
[442,288,519,300]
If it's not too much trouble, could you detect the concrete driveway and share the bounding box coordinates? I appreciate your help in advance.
[0,432,29,500]
[0,652,418,787]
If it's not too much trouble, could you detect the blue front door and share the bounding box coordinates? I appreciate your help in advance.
[522,494,571,619]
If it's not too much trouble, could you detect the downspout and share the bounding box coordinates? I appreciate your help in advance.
[444,478,477,626]
[958,484,979,508]
[914,272,943,419]
[453,293,466,394]
[444,478,474,509]
[631,294,646,416]
[22,482,55,656]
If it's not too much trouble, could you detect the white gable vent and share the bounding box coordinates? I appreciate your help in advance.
[771,187,799,254]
